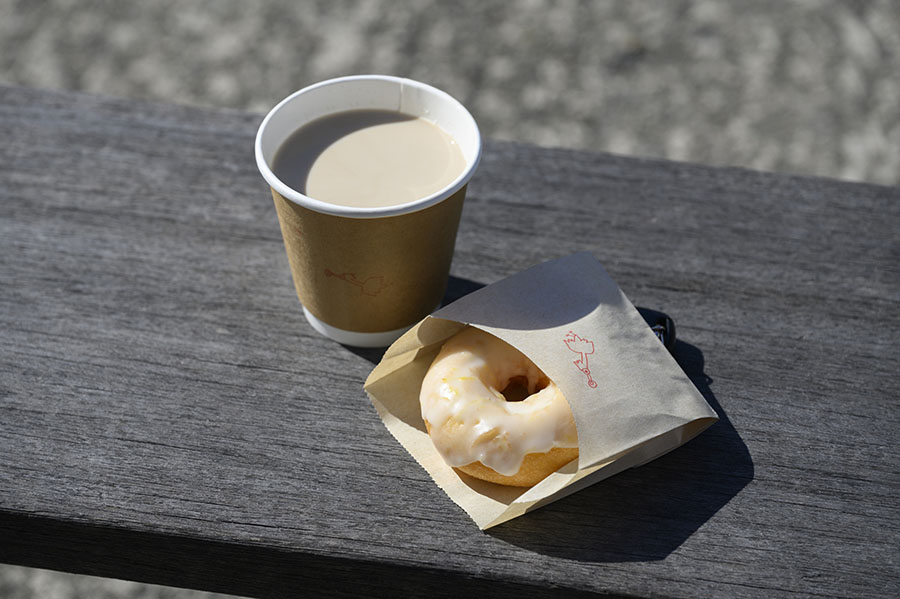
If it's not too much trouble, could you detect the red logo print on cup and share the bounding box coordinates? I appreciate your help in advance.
[564,331,598,388]
[324,269,388,297]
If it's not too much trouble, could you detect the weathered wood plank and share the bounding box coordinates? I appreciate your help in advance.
[1,85,898,598]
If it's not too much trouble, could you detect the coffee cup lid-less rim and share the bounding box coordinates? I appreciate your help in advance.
[255,75,483,220]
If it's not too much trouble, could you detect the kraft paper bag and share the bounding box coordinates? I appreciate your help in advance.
[364,252,718,529]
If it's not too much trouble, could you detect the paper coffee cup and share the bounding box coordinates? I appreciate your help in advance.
[255,75,482,347]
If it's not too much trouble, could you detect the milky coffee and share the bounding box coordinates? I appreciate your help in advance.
[272,109,466,209]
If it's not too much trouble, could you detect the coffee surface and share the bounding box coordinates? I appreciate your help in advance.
[272,109,466,209]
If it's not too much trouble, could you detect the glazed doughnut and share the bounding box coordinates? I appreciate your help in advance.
[419,327,578,487]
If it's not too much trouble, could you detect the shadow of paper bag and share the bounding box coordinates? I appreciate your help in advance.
[364,252,718,529]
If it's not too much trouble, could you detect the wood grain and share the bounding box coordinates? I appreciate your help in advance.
[0,85,898,598]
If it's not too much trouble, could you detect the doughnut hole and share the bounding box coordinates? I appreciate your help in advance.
[500,374,550,402]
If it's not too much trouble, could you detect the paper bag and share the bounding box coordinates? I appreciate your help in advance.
[364,252,718,529]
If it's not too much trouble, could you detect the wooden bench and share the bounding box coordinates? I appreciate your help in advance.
[1,85,897,598]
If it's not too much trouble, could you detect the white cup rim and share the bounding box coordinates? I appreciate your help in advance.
[255,75,482,219]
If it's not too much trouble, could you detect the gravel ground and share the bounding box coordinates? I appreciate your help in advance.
[1,1,897,597]
[0,567,244,599]
[2,0,899,185]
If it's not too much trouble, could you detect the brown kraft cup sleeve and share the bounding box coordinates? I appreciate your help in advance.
[271,187,466,333]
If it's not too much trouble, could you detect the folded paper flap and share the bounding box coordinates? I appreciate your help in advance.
[432,252,718,470]
[433,252,609,330]
[365,318,468,434]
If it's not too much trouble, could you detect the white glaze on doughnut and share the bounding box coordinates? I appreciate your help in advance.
[419,327,578,476]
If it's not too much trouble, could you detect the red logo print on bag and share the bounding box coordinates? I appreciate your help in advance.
[564,331,597,388]
[324,269,389,297]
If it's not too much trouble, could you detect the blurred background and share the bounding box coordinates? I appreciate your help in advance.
[0,0,897,597]
[2,0,899,186]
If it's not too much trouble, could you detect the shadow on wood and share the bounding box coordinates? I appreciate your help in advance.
[0,513,599,599]
[488,339,753,562]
